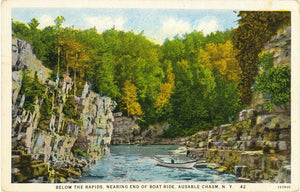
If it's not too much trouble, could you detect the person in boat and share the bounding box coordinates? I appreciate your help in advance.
[171,159,175,164]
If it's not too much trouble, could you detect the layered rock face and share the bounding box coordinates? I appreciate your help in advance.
[186,106,290,182]
[111,115,141,144]
[111,115,180,145]
[11,38,116,182]
[185,27,291,182]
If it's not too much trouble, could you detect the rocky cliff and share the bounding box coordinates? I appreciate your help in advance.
[111,115,180,145]
[11,37,116,182]
[185,106,290,182]
[184,26,291,182]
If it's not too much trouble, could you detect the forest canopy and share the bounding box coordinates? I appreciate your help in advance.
[12,11,290,137]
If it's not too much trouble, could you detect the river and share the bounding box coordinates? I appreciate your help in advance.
[80,145,238,182]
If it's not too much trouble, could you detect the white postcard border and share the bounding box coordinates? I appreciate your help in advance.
[2,0,300,191]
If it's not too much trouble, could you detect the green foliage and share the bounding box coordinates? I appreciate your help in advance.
[254,66,290,106]
[232,11,291,105]
[263,102,275,112]
[13,16,242,136]
[162,37,186,63]
[91,52,120,98]
[12,20,31,40]
[206,30,233,44]
[161,30,234,65]
[258,51,274,70]
[40,92,54,116]
[15,14,289,138]
[20,71,45,112]
[39,90,55,132]
[162,66,242,138]
[63,95,79,120]
[28,18,39,30]
[36,26,59,69]
[160,31,242,137]
[54,16,65,28]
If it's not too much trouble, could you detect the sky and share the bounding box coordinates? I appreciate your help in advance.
[12,8,239,44]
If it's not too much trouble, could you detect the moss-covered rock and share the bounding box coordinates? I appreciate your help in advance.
[12,151,51,183]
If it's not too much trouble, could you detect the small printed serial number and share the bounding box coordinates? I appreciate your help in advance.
[278,185,291,189]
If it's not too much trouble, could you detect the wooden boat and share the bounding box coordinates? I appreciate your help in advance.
[153,156,196,169]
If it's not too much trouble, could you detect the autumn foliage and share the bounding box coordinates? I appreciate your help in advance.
[121,80,142,116]
[13,11,291,137]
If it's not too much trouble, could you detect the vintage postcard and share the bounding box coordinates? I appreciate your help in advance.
[1,0,300,191]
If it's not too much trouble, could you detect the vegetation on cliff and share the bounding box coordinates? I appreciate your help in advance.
[254,52,290,109]
[19,71,45,112]
[232,11,290,105]
[12,11,290,137]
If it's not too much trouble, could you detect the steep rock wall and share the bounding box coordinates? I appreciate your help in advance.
[11,37,116,182]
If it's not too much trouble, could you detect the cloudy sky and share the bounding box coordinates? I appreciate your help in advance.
[12,8,239,44]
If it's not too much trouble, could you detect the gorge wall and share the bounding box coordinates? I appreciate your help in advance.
[111,115,182,145]
[185,26,291,182]
[185,106,290,182]
[12,37,116,182]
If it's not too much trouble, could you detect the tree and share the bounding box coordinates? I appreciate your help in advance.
[54,29,90,95]
[93,53,120,98]
[63,95,79,120]
[156,65,175,109]
[28,18,39,30]
[205,73,242,125]
[13,16,247,138]
[232,11,291,105]
[12,20,31,40]
[32,26,58,69]
[182,31,206,62]
[54,16,65,28]
[162,37,185,63]
[206,30,233,44]
[120,80,142,116]
[20,71,45,112]
[197,40,241,82]
[160,31,242,137]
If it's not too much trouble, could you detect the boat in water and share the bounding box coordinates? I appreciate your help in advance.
[153,156,196,169]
